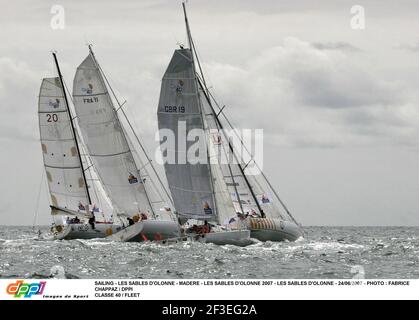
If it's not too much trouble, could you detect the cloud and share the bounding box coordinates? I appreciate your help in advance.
[397,42,419,52]
[311,42,361,52]
[0,57,41,142]
[204,37,418,148]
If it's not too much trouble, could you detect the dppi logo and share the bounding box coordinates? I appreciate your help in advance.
[6,280,46,298]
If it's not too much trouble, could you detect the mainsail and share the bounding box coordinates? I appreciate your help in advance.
[157,49,216,221]
[38,76,90,211]
[73,50,153,216]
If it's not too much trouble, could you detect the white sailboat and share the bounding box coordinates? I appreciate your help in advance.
[158,3,304,243]
[72,46,181,242]
[38,52,132,240]
[157,4,254,246]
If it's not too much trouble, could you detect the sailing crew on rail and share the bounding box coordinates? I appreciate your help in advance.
[88,213,96,229]
[127,217,135,226]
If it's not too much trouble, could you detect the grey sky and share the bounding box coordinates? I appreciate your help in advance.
[0,0,418,226]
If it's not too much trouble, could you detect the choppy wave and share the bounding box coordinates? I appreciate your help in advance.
[0,226,418,279]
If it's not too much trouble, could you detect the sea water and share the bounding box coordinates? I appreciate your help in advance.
[0,226,418,279]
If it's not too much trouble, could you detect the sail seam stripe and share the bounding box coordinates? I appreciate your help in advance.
[163,77,195,80]
[73,91,108,97]
[169,185,213,193]
[90,150,131,157]
[50,191,87,198]
[41,138,74,142]
[38,110,67,114]
[45,164,82,169]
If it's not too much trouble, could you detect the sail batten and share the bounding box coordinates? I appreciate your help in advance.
[73,53,152,216]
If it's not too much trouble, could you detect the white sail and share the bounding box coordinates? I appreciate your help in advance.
[72,53,152,217]
[77,136,116,219]
[157,49,216,221]
[199,90,237,224]
[38,77,90,211]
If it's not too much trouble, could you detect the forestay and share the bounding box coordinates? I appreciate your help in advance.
[199,90,236,224]
[72,53,152,216]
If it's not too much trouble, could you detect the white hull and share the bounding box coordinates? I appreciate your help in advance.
[191,229,253,247]
[248,218,303,242]
[46,223,123,240]
[42,220,180,242]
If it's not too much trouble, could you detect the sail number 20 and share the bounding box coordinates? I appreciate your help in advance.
[46,113,58,122]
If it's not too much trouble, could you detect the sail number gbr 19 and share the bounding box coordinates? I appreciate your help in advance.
[164,105,185,113]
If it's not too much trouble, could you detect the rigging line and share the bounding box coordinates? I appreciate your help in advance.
[183,3,219,220]
[216,105,225,117]
[198,76,301,228]
[32,167,45,232]
[196,76,265,218]
[83,164,94,172]
[202,89,245,215]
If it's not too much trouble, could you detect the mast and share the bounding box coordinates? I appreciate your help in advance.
[181,2,265,218]
[182,2,193,55]
[182,2,219,220]
[52,52,92,205]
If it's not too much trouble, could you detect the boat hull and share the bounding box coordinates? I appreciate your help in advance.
[128,220,181,242]
[57,223,123,240]
[194,229,253,247]
[248,218,303,242]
